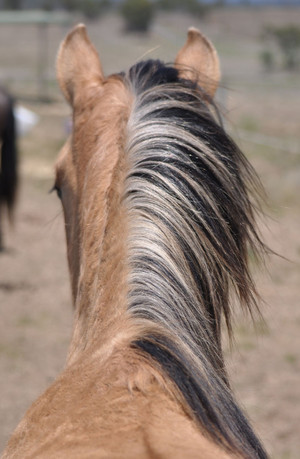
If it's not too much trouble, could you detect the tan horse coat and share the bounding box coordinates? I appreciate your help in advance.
[2,26,263,459]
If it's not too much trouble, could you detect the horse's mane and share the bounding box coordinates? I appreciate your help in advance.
[121,60,267,458]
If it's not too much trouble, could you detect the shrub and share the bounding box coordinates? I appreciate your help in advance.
[259,49,275,72]
[3,0,22,8]
[77,0,110,20]
[120,0,155,33]
[262,24,300,70]
[157,0,209,18]
[61,0,79,12]
[59,0,111,19]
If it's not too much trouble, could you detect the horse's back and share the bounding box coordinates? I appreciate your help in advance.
[2,345,233,459]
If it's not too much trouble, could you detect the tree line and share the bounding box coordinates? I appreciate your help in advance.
[1,0,209,26]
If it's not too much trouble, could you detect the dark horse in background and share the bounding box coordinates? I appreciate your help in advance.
[0,87,18,251]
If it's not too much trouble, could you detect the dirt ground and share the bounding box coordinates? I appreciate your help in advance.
[0,8,299,458]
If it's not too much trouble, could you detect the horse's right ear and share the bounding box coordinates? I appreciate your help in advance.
[175,28,220,98]
[57,24,104,105]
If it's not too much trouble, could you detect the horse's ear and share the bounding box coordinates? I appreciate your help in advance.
[175,28,220,98]
[57,24,104,105]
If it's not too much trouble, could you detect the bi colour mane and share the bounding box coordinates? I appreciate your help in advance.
[3,26,268,459]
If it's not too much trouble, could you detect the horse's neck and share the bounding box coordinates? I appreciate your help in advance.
[67,148,130,365]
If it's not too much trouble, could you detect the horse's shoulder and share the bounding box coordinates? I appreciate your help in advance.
[3,344,235,458]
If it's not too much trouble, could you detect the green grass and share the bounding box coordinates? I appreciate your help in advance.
[0,343,23,360]
[284,353,298,366]
[254,318,270,337]
[239,115,259,132]
[16,314,38,328]
[278,450,293,459]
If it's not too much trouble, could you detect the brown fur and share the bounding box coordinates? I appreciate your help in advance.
[2,26,261,458]
[175,28,220,97]
[3,326,233,458]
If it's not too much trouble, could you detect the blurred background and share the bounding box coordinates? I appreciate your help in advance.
[0,1,299,457]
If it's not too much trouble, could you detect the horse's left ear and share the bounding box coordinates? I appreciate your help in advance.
[175,28,220,98]
[57,24,104,105]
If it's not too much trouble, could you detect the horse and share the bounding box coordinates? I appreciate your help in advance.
[3,25,268,458]
[0,87,18,251]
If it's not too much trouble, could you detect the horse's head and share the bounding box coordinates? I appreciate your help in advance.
[55,25,220,306]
